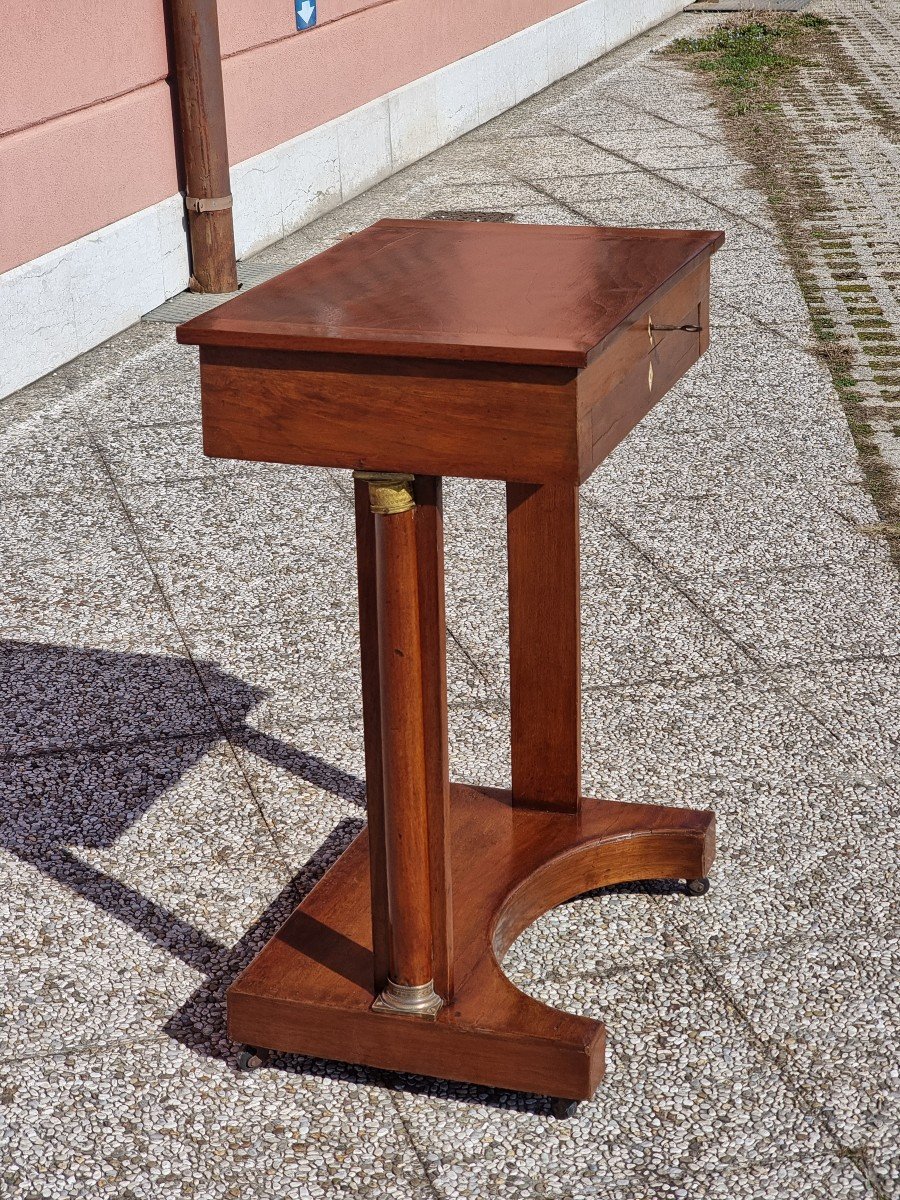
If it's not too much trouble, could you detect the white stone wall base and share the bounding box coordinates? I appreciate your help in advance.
[1,0,680,400]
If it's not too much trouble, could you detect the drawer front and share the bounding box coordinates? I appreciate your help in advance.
[577,263,710,480]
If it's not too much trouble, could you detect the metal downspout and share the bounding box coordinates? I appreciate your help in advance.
[169,0,239,293]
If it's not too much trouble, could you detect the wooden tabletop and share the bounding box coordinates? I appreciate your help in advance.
[177,219,724,369]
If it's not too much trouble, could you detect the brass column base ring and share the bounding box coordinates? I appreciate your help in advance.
[371,979,443,1018]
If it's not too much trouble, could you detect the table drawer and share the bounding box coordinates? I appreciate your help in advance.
[577,262,710,479]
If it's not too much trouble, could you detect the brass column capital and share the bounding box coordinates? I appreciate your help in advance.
[354,471,416,515]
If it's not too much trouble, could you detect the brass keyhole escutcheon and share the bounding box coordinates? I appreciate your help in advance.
[648,317,655,393]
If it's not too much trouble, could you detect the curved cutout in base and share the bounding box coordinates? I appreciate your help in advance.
[228,784,715,1102]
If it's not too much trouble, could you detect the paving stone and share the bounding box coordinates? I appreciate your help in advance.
[623,142,750,172]
[711,275,813,328]
[699,935,899,1155]
[466,109,567,141]
[230,700,512,872]
[441,478,752,694]
[127,472,355,633]
[0,1038,433,1200]
[553,93,723,134]
[712,243,796,284]
[188,605,501,736]
[0,640,221,757]
[407,179,556,214]
[678,557,900,666]
[631,1155,875,1200]
[590,416,854,499]
[82,331,203,430]
[669,776,898,956]
[0,852,208,1058]
[488,134,634,178]
[0,547,181,651]
[0,738,292,1054]
[394,954,831,1197]
[248,225,322,266]
[869,1118,900,1200]
[598,479,882,576]
[770,656,900,787]
[580,568,753,689]
[580,126,723,153]
[89,421,295,492]
[11,320,174,410]
[580,671,886,806]
[537,169,757,221]
[0,411,105,500]
[0,486,139,569]
[510,200,594,225]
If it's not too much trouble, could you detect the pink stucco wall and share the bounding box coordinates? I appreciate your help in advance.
[2,0,582,274]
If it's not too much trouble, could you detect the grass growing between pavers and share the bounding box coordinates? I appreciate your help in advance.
[666,13,900,563]
[669,13,829,109]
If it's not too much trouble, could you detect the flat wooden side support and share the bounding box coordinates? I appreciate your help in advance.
[506,483,581,812]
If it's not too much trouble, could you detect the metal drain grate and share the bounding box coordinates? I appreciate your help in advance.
[684,0,810,11]
[143,260,297,324]
[424,210,515,222]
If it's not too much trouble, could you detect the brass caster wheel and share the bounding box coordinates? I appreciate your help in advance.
[685,877,711,897]
[550,1097,579,1120]
[237,1046,271,1071]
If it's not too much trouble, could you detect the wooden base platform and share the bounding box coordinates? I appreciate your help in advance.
[229,784,715,1101]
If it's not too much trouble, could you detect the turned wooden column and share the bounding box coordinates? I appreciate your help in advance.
[355,472,442,1018]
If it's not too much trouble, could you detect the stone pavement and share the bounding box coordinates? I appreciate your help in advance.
[2,9,898,1200]
[789,0,900,483]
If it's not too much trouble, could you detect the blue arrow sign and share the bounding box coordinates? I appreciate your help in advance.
[295,0,316,29]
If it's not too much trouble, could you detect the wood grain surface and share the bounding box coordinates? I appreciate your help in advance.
[373,501,435,989]
[178,219,724,368]
[199,347,579,484]
[189,221,721,485]
[353,479,390,991]
[191,219,726,1102]
[413,476,454,1003]
[507,483,581,812]
[228,785,715,1100]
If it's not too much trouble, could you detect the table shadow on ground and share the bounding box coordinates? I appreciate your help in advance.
[1,638,674,1116]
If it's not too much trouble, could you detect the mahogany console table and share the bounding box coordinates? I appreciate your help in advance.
[177,219,724,1114]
